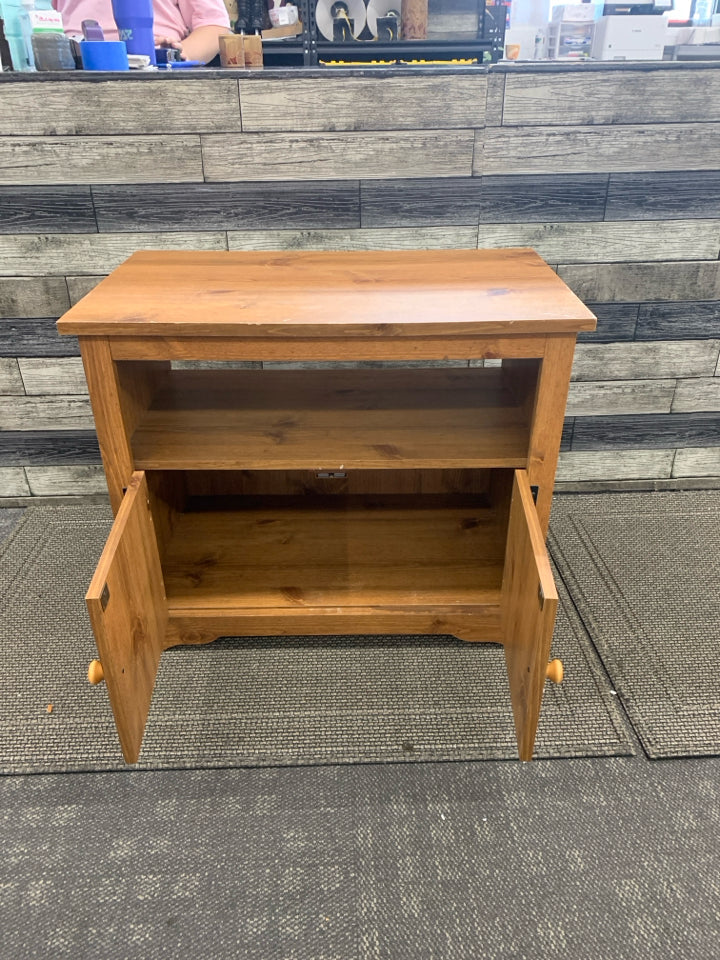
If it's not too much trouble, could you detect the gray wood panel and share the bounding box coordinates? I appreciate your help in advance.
[0,467,30,497]
[557,449,674,481]
[572,340,720,381]
[0,80,241,135]
[558,262,720,303]
[572,412,720,449]
[672,379,720,413]
[228,226,479,250]
[361,173,608,228]
[578,303,638,344]
[201,131,475,181]
[566,379,676,417]
[92,181,360,232]
[66,276,106,305]
[636,301,720,341]
[606,172,720,222]
[25,465,107,496]
[478,174,607,223]
[0,319,79,358]
[0,397,94,431]
[476,220,720,264]
[361,178,483,228]
[481,124,720,176]
[0,277,69,319]
[240,76,486,131]
[0,430,100,465]
[501,72,720,126]
[673,447,720,477]
[18,358,87,396]
[0,137,204,186]
[485,73,505,127]
[0,186,96,235]
[0,358,23,395]
[0,233,227,277]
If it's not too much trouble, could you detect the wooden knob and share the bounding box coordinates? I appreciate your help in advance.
[546,659,564,684]
[88,659,105,685]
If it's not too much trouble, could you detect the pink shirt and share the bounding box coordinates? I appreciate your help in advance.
[53,0,230,42]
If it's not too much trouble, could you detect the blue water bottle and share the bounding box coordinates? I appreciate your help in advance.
[110,0,156,64]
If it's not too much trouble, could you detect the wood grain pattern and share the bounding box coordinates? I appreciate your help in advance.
[672,378,720,413]
[635,301,720,341]
[0,233,227,277]
[672,447,720,477]
[0,186,96,235]
[476,220,720,264]
[0,467,30,497]
[228,227,479,251]
[0,277,69,318]
[92,181,360,232]
[572,341,720,381]
[164,607,503,647]
[131,368,533,471]
[501,72,720,126]
[361,178,483,228]
[0,358,23,395]
[0,396,93,431]
[526,336,576,534]
[0,137,204,186]
[0,319,80,357]
[0,80,241,135]
[110,334,548,363]
[482,124,720,176]
[578,303,639,344]
[66,276,106,306]
[25,465,107,496]
[557,449,674,481]
[558,262,720,304]
[86,471,167,763]
[57,249,595,338]
[18,358,87,395]
[78,338,134,511]
[239,76,487,131]
[572,412,720,450]
[479,174,608,224]
[0,430,100,465]
[606,172,720,222]
[201,131,475,181]
[567,379,676,417]
[485,73,505,128]
[501,470,558,761]
[163,500,505,613]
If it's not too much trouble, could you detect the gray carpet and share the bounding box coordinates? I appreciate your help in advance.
[550,490,720,759]
[2,755,719,960]
[0,505,632,773]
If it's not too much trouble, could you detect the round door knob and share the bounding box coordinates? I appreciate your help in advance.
[88,659,105,685]
[546,659,564,684]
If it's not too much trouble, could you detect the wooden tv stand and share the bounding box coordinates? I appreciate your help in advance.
[57,248,596,763]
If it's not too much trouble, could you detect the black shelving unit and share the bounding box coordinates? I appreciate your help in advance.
[260,0,498,67]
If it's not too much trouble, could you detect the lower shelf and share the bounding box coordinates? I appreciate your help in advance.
[163,498,506,617]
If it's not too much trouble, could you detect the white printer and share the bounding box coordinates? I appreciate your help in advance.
[591,13,667,59]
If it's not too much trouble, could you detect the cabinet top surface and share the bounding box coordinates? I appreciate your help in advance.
[56,248,596,338]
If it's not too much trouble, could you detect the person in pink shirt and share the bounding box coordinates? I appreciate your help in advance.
[53,0,231,62]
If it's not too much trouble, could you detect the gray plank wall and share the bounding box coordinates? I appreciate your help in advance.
[1,66,719,498]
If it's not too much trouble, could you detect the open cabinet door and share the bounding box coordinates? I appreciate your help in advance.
[86,471,168,763]
[501,470,559,761]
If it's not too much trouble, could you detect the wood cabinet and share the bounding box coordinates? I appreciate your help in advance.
[57,248,596,763]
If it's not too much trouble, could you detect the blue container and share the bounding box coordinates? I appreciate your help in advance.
[80,39,129,69]
[110,0,155,64]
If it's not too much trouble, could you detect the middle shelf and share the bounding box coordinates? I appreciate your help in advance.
[131,366,536,471]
